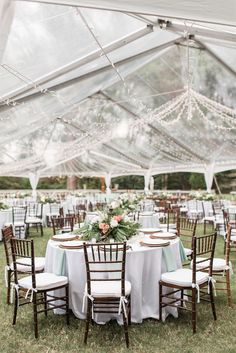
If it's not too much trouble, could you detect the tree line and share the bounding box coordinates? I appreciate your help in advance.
[0,171,233,192]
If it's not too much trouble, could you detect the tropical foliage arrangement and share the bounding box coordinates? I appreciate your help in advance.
[76,211,140,242]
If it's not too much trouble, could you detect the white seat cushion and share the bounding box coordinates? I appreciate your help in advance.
[13,222,25,227]
[85,280,131,298]
[18,272,68,290]
[192,257,231,272]
[203,216,215,222]
[25,217,42,224]
[184,247,192,256]
[161,268,209,287]
[10,257,45,272]
[231,235,236,243]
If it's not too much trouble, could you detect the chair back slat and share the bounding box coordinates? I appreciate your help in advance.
[2,225,14,266]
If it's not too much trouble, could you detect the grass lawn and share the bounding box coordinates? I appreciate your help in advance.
[0,227,235,353]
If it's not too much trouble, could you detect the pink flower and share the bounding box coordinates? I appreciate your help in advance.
[99,223,110,234]
[99,223,105,230]
[113,215,123,222]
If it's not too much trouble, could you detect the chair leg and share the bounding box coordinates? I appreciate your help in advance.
[159,282,163,322]
[12,289,18,325]
[44,293,48,317]
[191,288,197,333]
[40,224,44,237]
[128,296,131,325]
[226,270,232,307]
[180,289,184,308]
[84,300,91,344]
[7,271,11,305]
[33,292,39,338]
[209,281,217,320]
[66,286,70,325]
[122,310,129,348]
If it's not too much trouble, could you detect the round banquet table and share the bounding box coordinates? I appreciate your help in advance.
[45,236,183,323]
[138,212,160,228]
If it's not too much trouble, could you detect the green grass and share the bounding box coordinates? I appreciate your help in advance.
[0,227,236,353]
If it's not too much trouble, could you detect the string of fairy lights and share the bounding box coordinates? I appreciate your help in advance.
[0,14,235,176]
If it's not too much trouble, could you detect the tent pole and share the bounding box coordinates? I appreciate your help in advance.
[214,175,222,196]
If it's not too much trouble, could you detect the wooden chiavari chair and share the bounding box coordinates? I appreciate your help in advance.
[177,217,198,259]
[10,238,69,338]
[2,226,45,304]
[222,210,236,253]
[51,216,74,235]
[159,231,217,333]
[83,242,131,348]
[194,224,232,307]
[25,203,43,237]
[159,208,179,233]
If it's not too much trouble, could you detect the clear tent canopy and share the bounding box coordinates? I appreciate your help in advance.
[0,0,236,192]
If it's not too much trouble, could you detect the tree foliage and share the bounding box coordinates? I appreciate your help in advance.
[0,171,233,192]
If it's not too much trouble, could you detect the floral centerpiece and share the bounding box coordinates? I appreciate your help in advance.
[17,192,31,199]
[109,193,142,214]
[189,191,215,201]
[37,195,58,204]
[75,211,140,242]
[155,191,172,200]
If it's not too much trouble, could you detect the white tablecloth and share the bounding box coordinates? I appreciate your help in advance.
[45,237,182,323]
[139,212,160,228]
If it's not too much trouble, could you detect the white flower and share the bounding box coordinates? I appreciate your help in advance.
[110,200,120,209]
[123,215,130,222]
[91,216,100,224]
[110,219,118,228]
